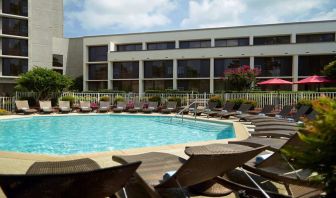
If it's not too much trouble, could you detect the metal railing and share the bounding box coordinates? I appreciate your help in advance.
[172,100,204,122]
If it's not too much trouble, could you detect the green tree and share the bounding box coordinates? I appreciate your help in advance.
[16,67,73,100]
[224,65,260,91]
[70,75,83,91]
[323,60,336,79]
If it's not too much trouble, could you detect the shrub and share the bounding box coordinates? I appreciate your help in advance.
[148,96,161,104]
[167,96,181,106]
[113,96,125,104]
[19,96,37,107]
[0,109,10,116]
[323,60,336,79]
[296,99,313,110]
[209,96,223,107]
[100,96,110,102]
[60,96,75,106]
[320,87,336,92]
[244,100,257,109]
[224,65,261,91]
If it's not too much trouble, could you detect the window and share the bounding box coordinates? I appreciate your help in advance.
[254,35,290,45]
[2,0,28,16]
[2,38,28,56]
[53,54,63,68]
[215,38,249,47]
[254,56,292,77]
[144,60,173,78]
[144,80,173,91]
[88,82,108,91]
[179,40,211,49]
[88,46,108,62]
[297,33,335,43]
[177,80,210,92]
[88,64,108,80]
[2,58,28,76]
[214,58,250,77]
[113,61,139,79]
[298,55,336,76]
[113,80,139,92]
[147,42,175,50]
[116,44,142,52]
[178,59,210,78]
[2,18,28,37]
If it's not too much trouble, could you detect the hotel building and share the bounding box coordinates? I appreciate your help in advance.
[0,0,335,95]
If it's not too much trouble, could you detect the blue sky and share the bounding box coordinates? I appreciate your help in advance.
[64,0,336,38]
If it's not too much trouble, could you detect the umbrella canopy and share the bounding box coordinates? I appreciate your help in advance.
[257,78,293,85]
[295,75,334,84]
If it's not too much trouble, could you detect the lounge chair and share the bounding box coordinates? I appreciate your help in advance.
[143,102,158,113]
[250,129,297,138]
[15,100,37,114]
[202,101,218,117]
[128,101,144,113]
[189,102,203,116]
[113,101,126,113]
[206,102,235,118]
[248,105,293,123]
[98,101,110,113]
[218,104,252,119]
[39,101,53,114]
[0,158,141,198]
[229,136,288,152]
[161,101,177,114]
[238,105,275,121]
[58,101,72,113]
[112,144,267,197]
[305,110,317,121]
[79,101,92,113]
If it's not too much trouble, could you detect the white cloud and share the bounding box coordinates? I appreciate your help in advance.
[66,0,177,31]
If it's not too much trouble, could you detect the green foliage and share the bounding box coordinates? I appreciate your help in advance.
[283,97,336,196]
[70,75,83,91]
[19,96,37,107]
[224,65,260,91]
[145,89,199,94]
[60,96,75,106]
[323,60,336,79]
[227,98,257,109]
[296,99,313,110]
[100,96,110,102]
[209,95,223,107]
[148,96,161,104]
[113,96,125,104]
[320,87,336,92]
[167,96,181,106]
[0,109,10,116]
[83,89,125,93]
[15,67,73,100]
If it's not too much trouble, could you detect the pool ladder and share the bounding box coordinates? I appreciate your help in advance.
[171,101,202,122]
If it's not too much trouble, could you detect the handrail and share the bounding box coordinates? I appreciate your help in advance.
[171,100,204,122]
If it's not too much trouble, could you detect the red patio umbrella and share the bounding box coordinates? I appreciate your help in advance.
[295,75,335,91]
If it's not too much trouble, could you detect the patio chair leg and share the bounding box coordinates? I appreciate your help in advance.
[284,183,293,196]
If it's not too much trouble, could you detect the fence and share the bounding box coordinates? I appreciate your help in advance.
[4,91,335,112]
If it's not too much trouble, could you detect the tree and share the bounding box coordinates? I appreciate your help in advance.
[70,75,83,91]
[15,67,73,100]
[224,65,260,91]
[323,60,336,79]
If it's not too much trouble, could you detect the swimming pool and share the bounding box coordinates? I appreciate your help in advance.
[0,115,235,155]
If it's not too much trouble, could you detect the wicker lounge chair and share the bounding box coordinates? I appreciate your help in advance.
[98,101,110,113]
[248,105,293,123]
[229,136,288,152]
[112,144,267,197]
[0,158,141,198]
[218,104,252,119]
[202,101,218,117]
[128,101,144,113]
[58,101,72,113]
[143,102,158,113]
[206,101,235,118]
[113,101,126,113]
[39,101,53,114]
[238,105,275,121]
[15,100,37,114]
[79,101,92,113]
[161,101,177,114]
[250,129,297,138]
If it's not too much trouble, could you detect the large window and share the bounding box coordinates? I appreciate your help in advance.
[298,55,336,76]
[88,64,108,80]
[144,80,173,91]
[177,80,210,93]
[179,40,211,49]
[2,38,28,56]
[296,33,335,43]
[178,59,210,78]
[2,18,28,37]
[215,38,249,47]
[2,0,28,16]
[214,58,250,77]
[2,58,28,76]
[113,80,139,92]
[147,42,175,50]
[254,56,292,77]
[53,54,63,68]
[88,82,108,91]
[88,46,108,62]
[116,44,142,52]
[113,61,139,79]
[254,35,290,45]
[144,60,173,78]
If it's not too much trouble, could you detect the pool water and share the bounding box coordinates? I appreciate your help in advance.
[0,115,235,155]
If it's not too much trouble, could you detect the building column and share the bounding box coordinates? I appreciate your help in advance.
[292,55,299,91]
[142,42,147,50]
[175,40,179,49]
[210,58,214,94]
[249,36,253,46]
[83,46,88,91]
[173,59,177,90]
[139,60,144,94]
[291,33,296,44]
[108,61,112,89]
[211,38,215,47]
[249,56,254,69]
[0,58,2,76]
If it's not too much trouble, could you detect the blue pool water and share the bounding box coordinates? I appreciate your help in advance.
[0,115,235,155]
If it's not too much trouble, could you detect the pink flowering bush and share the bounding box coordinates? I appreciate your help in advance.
[224,65,260,91]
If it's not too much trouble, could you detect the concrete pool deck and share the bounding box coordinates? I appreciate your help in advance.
[0,112,262,197]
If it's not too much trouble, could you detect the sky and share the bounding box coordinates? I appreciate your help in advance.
[64,0,336,38]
